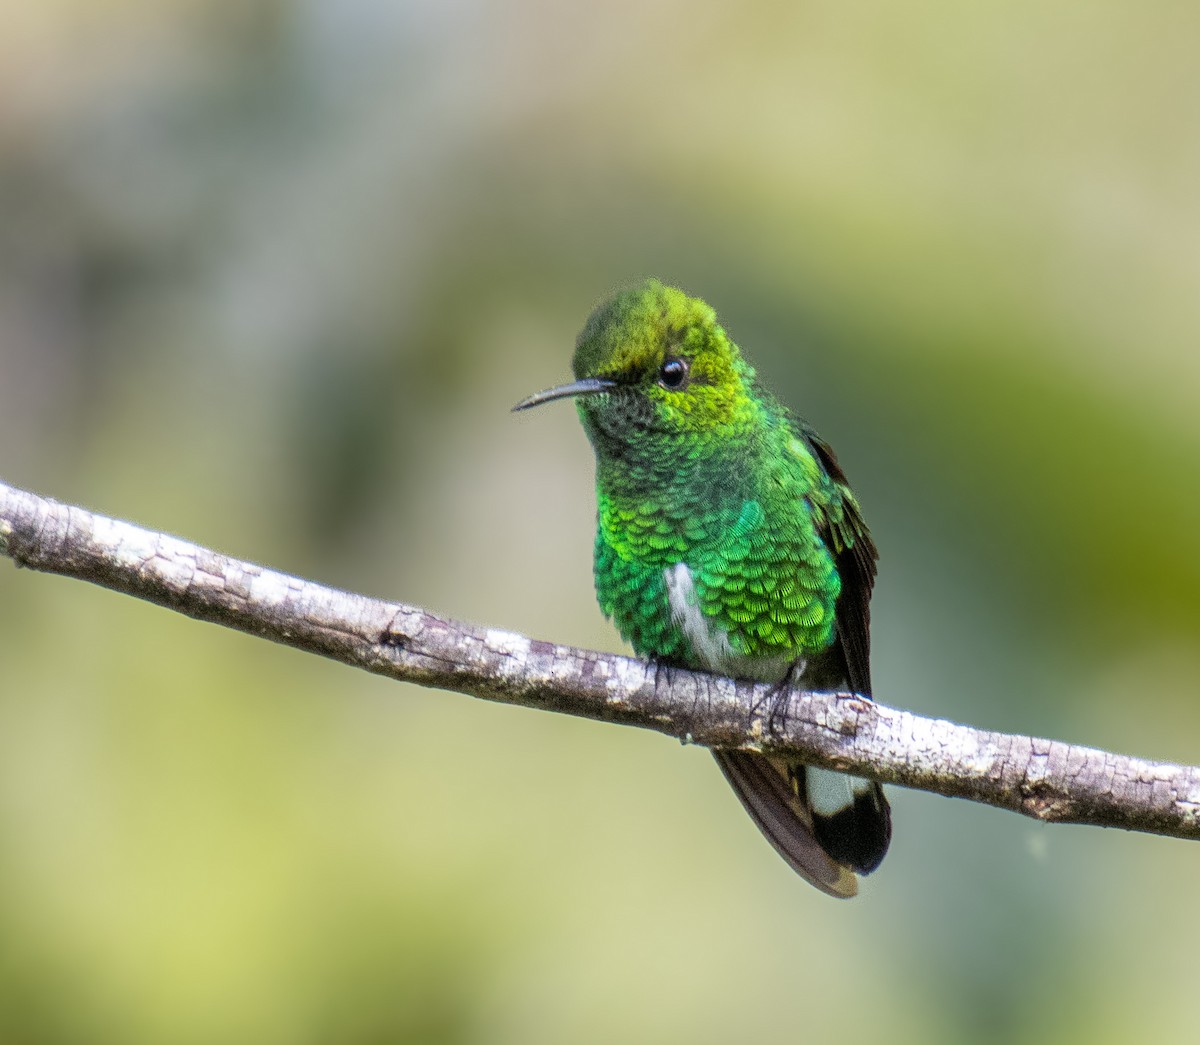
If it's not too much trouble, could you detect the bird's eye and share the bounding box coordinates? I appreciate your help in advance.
[658,358,689,389]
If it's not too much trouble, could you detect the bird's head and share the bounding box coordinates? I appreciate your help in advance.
[514,280,759,455]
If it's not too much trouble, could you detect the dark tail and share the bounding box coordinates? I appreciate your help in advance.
[713,751,891,898]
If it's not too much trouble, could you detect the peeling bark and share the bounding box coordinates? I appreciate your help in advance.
[2,479,1198,841]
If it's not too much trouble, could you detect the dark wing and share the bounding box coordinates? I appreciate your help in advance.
[713,413,889,890]
[799,425,890,874]
[801,426,878,698]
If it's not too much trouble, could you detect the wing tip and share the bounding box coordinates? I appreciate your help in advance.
[713,750,862,899]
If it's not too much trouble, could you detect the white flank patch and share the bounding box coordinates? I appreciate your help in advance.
[663,562,792,682]
[664,562,734,672]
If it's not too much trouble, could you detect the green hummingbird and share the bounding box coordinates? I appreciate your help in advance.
[514,279,891,897]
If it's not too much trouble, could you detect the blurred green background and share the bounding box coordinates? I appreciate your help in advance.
[2,1,1198,1042]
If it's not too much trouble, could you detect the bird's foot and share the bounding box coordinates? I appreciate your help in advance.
[763,658,807,739]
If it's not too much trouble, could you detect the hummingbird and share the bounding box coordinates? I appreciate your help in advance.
[513,279,891,897]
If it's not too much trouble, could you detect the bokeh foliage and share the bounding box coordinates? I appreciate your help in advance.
[1,2,1198,1042]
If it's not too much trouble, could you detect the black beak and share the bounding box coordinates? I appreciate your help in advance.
[512,377,618,411]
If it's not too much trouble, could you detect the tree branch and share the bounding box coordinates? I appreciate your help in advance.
[2,478,1197,842]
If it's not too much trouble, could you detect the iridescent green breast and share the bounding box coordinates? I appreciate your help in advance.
[591,428,844,674]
